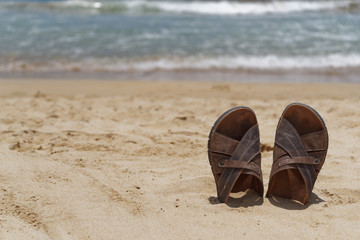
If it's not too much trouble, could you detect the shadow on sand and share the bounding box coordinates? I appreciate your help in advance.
[267,192,325,210]
[208,190,263,208]
[208,191,324,209]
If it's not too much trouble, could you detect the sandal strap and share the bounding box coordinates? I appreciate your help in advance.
[216,124,261,203]
[275,118,307,157]
[301,129,328,152]
[209,131,239,156]
[218,159,261,174]
[278,156,320,167]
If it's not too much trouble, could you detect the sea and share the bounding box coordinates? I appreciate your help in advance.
[0,0,360,81]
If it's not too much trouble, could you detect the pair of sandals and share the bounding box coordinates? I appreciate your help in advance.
[208,103,328,204]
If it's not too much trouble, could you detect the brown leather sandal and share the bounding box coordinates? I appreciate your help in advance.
[208,107,264,203]
[266,103,329,204]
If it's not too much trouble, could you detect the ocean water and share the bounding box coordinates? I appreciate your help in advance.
[0,0,360,81]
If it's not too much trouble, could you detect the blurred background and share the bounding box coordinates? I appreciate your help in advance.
[0,0,359,81]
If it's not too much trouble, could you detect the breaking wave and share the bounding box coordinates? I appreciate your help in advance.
[2,54,360,72]
[0,0,359,15]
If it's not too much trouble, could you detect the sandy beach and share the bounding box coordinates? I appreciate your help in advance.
[0,79,359,239]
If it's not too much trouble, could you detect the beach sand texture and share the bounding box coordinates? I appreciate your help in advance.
[0,80,359,239]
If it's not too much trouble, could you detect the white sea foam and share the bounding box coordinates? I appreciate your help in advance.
[64,0,103,8]
[4,0,351,15]
[124,0,352,15]
[2,54,360,72]
[121,54,360,70]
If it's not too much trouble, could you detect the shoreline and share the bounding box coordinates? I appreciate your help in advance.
[1,67,360,83]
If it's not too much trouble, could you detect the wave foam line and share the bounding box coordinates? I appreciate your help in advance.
[1,0,357,15]
[127,54,360,71]
[2,54,360,72]
[124,0,352,15]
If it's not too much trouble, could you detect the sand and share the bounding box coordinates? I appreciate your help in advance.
[0,79,359,239]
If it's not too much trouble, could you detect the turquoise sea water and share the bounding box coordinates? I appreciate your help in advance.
[0,0,360,81]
